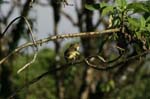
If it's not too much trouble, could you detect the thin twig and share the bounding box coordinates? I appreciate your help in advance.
[85,50,150,70]
[7,50,150,99]
[16,16,38,73]
[0,16,38,49]
[0,16,38,73]
[22,16,38,49]
[86,54,122,64]
[61,11,77,26]
[7,61,82,99]
[74,0,80,14]
[0,16,21,39]
[0,28,120,65]
[17,52,38,74]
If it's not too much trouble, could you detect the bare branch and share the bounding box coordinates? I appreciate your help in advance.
[7,49,150,99]
[61,11,77,26]
[7,61,82,99]
[0,16,38,49]
[0,15,38,76]
[0,16,38,73]
[84,54,122,64]
[74,0,80,14]
[0,28,120,65]
[17,52,38,74]
[4,5,15,23]
[0,16,21,39]
[23,16,38,49]
[85,50,150,70]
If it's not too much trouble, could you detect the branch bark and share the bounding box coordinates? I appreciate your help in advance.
[0,28,120,65]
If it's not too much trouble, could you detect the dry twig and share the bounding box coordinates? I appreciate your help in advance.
[0,16,38,73]
[7,49,150,99]
[0,28,120,65]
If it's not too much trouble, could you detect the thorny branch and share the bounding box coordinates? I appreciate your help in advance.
[7,49,150,99]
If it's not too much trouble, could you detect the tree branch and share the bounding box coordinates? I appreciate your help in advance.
[17,52,38,74]
[7,49,150,99]
[0,28,120,65]
[7,61,82,99]
[61,11,77,26]
[9,36,145,98]
[85,50,150,70]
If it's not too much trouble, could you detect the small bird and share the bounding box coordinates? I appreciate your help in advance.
[64,43,80,63]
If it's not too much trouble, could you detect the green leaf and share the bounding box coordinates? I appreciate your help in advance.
[109,80,115,89]
[116,0,127,10]
[113,18,121,27]
[127,2,149,13]
[135,32,142,39]
[140,1,150,11]
[85,3,100,11]
[140,16,146,30]
[128,18,140,31]
[106,85,110,92]
[146,17,150,24]
[101,6,114,16]
[146,24,150,32]
[100,2,108,8]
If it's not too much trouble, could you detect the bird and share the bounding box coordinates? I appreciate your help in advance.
[64,43,80,63]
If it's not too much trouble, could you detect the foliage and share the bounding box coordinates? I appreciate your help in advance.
[86,0,150,52]
[12,48,56,99]
[85,0,150,98]
[1,0,150,99]
[113,63,150,99]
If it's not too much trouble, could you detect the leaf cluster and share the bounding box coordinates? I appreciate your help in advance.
[85,0,150,53]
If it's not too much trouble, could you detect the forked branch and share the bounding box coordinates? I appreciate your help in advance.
[7,49,150,99]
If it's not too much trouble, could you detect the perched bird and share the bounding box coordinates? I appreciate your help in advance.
[64,43,80,63]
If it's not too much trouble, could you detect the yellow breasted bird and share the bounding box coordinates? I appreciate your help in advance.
[64,43,80,63]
